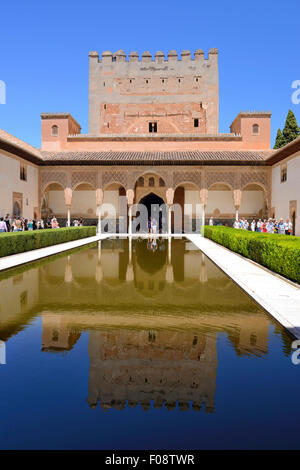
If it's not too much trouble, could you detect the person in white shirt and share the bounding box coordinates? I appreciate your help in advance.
[209,217,214,226]
[251,220,256,232]
[0,217,8,232]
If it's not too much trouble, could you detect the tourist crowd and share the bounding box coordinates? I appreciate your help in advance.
[208,216,294,235]
[0,214,85,233]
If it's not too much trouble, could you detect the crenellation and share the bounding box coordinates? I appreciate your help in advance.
[101,50,113,64]
[141,51,152,63]
[167,50,178,61]
[155,51,165,64]
[89,48,219,135]
[181,50,191,61]
[129,51,139,62]
[194,49,205,60]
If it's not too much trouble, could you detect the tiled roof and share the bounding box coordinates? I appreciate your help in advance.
[265,136,300,165]
[41,150,275,164]
[0,129,42,162]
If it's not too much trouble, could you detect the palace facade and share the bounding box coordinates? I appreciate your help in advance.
[0,48,299,234]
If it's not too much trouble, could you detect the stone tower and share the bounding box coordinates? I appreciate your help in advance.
[89,49,219,136]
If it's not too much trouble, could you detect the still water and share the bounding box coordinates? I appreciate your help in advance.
[0,238,299,449]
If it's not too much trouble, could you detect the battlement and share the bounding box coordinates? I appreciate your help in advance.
[89,47,219,135]
[89,48,218,64]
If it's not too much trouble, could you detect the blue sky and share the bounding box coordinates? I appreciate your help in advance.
[0,0,299,148]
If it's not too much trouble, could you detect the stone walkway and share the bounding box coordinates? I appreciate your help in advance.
[0,233,111,272]
[188,234,300,340]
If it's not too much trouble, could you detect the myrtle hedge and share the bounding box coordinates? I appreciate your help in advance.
[0,226,96,258]
[204,226,300,284]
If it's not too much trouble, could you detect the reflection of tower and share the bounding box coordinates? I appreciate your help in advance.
[87,329,217,413]
[41,315,81,353]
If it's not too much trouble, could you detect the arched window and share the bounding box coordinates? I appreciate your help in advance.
[159,177,165,187]
[252,124,259,135]
[149,177,155,187]
[138,177,144,187]
[51,125,58,137]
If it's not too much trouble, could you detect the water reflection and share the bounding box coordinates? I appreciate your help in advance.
[0,237,291,413]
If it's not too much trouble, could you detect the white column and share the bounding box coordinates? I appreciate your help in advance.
[128,205,132,236]
[235,207,239,221]
[168,205,172,236]
[201,204,206,235]
[67,206,71,227]
[97,207,101,233]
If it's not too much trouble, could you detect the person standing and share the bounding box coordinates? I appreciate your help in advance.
[0,217,8,233]
[4,214,11,232]
[284,219,291,235]
[251,219,256,232]
[15,217,23,232]
[152,218,157,235]
[256,219,262,232]
[278,218,285,235]
[209,217,214,226]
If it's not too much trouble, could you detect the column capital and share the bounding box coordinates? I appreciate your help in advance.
[233,189,242,208]
[96,188,104,206]
[200,188,208,206]
[64,187,72,206]
[166,188,174,205]
[126,189,134,205]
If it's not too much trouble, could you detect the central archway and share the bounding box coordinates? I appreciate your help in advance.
[139,192,165,232]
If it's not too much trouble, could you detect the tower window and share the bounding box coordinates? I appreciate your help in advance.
[104,104,106,110]
[149,122,157,133]
[149,177,155,187]
[194,118,199,128]
[200,102,203,109]
[252,123,259,135]
[51,125,58,137]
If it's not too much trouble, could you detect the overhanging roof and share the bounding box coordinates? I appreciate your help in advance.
[265,136,300,165]
[41,150,274,166]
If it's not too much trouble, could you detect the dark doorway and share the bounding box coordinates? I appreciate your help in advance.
[139,192,165,232]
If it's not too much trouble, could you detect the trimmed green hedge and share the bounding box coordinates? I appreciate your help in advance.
[0,226,96,258]
[204,226,300,284]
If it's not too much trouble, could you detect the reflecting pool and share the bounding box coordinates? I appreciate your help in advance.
[0,238,299,449]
